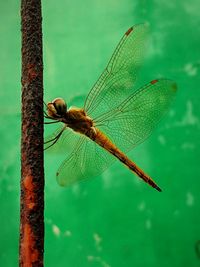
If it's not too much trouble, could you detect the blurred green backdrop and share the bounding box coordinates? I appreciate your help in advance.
[0,0,200,266]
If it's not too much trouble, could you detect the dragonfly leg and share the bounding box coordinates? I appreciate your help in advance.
[44,120,60,124]
[43,100,48,109]
[44,114,56,119]
[44,126,66,150]
[43,109,49,117]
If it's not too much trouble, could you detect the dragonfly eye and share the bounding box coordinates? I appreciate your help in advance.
[52,98,67,115]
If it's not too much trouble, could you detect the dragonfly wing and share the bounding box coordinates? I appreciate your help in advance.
[44,125,80,154]
[94,79,177,152]
[84,23,149,119]
[56,135,115,186]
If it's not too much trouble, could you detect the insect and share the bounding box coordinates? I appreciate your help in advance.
[44,23,177,192]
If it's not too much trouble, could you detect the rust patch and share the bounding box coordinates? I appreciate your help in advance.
[23,175,36,210]
[21,224,40,264]
[23,175,34,191]
[27,63,38,81]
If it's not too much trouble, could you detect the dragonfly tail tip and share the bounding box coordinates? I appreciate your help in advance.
[156,185,162,192]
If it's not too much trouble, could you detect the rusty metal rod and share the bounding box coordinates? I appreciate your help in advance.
[20,0,44,266]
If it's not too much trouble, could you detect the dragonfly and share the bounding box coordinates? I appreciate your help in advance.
[44,23,177,192]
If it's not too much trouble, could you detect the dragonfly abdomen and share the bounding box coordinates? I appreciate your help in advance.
[122,158,162,192]
[94,129,161,192]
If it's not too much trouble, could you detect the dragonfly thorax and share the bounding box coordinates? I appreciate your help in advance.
[47,98,94,134]
[65,107,94,135]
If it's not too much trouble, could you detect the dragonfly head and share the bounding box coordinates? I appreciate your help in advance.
[47,98,67,118]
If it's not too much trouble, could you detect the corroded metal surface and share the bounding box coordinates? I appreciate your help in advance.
[20,0,44,266]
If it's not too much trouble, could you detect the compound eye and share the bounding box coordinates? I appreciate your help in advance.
[52,98,67,115]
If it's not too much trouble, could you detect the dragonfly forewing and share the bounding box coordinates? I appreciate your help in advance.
[84,23,149,120]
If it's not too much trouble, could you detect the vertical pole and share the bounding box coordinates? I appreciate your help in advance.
[20,0,44,266]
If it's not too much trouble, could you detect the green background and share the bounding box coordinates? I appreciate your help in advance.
[1,0,200,266]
